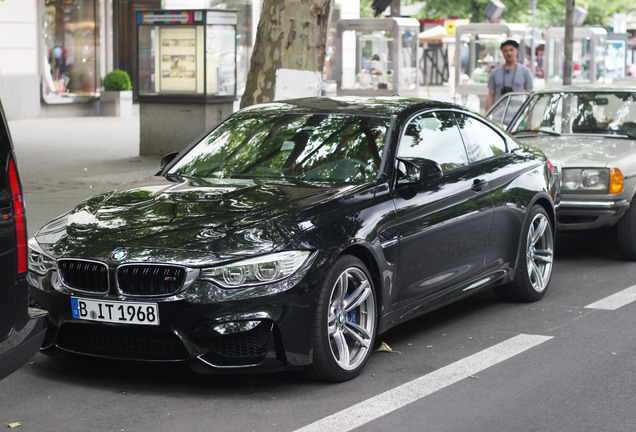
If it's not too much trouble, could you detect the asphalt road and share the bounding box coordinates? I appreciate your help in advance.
[2,114,635,431]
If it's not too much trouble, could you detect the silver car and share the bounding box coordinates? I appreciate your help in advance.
[496,86,636,260]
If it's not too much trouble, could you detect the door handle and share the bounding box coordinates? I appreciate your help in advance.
[471,178,487,192]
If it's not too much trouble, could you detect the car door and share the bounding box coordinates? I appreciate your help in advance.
[393,110,494,302]
[454,111,527,271]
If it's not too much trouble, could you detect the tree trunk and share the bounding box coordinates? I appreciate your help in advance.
[240,0,334,109]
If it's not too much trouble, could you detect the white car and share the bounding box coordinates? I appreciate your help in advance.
[493,86,636,260]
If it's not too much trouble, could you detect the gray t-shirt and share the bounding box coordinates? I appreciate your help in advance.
[487,64,533,102]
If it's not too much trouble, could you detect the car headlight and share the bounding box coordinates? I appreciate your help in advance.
[28,238,57,275]
[561,168,624,194]
[201,251,311,288]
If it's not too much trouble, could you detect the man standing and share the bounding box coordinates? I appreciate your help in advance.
[485,39,533,112]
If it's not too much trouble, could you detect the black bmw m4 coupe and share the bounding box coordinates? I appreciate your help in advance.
[29,97,558,381]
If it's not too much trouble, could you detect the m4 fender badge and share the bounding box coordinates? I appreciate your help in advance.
[111,249,128,261]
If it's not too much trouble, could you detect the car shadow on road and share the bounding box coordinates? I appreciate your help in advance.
[555,229,623,261]
[27,351,312,394]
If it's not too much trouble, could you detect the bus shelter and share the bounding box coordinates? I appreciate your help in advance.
[453,23,532,112]
[544,27,607,86]
[334,18,420,96]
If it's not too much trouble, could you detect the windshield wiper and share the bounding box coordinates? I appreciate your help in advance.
[512,128,561,136]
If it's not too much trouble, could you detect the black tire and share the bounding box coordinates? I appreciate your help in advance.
[305,255,377,382]
[494,205,554,302]
[617,200,636,260]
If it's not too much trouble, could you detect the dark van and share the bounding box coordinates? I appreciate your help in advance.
[0,99,47,380]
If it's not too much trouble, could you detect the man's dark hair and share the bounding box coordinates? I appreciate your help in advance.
[500,39,519,49]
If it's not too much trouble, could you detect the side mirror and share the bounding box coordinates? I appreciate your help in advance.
[397,157,443,185]
[159,152,179,170]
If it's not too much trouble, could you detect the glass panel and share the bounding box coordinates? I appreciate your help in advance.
[137,26,155,95]
[209,0,251,95]
[511,93,564,133]
[206,25,236,95]
[169,112,389,184]
[511,91,636,136]
[461,35,506,85]
[549,34,606,84]
[488,93,529,126]
[455,114,507,162]
[42,0,99,103]
[399,112,468,173]
[341,30,394,91]
[400,28,418,91]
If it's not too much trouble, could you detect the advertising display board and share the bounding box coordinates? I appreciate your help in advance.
[137,9,237,101]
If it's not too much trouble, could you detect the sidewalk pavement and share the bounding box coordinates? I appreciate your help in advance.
[8,112,162,234]
[7,85,471,235]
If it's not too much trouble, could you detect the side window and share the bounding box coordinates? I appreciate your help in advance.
[398,111,468,173]
[455,114,507,163]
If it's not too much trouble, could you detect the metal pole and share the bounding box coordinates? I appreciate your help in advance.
[530,0,537,78]
[564,0,575,85]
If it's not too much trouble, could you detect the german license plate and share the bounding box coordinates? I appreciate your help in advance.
[71,297,159,326]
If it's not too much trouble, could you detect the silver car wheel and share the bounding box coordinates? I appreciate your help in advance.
[526,211,554,293]
[327,267,376,371]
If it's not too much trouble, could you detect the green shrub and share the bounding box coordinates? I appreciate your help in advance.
[103,69,132,91]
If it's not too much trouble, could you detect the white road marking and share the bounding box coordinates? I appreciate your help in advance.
[584,285,636,310]
[296,334,553,432]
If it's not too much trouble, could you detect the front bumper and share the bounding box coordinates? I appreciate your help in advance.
[29,261,326,373]
[557,198,630,230]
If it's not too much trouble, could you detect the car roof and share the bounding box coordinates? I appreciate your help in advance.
[235,96,465,119]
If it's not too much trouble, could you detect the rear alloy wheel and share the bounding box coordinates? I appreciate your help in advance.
[306,255,377,382]
[617,200,636,260]
[495,205,554,302]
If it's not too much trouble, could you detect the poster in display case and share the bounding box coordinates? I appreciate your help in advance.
[137,10,237,100]
[159,27,198,92]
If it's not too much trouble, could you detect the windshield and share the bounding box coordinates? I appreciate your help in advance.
[510,91,636,137]
[168,112,389,184]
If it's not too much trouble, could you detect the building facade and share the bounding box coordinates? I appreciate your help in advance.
[0,0,359,120]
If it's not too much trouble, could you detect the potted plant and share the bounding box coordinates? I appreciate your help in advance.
[101,69,133,117]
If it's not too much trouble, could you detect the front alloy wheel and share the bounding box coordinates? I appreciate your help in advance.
[307,256,377,382]
[494,205,554,302]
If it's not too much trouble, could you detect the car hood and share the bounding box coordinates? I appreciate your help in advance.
[35,175,360,258]
[518,135,636,169]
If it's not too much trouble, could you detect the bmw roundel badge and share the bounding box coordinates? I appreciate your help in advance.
[111,248,128,261]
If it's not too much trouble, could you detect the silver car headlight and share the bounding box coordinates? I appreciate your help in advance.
[28,238,57,275]
[201,251,312,288]
[561,168,624,194]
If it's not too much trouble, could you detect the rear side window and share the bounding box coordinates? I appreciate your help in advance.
[455,114,507,163]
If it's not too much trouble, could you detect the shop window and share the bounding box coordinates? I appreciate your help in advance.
[42,0,99,104]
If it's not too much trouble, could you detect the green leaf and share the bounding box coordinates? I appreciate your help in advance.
[376,341,393,352]
[6,422,22,428]
[375,341,400,354]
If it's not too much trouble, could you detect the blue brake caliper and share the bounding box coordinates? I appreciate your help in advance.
[344,293,357,323]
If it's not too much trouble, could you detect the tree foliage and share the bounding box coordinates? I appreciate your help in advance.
[360,0,636,29]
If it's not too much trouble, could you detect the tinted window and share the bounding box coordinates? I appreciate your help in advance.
[398,111,468,173]
[169,113,389,184]
[456,114,507,163]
